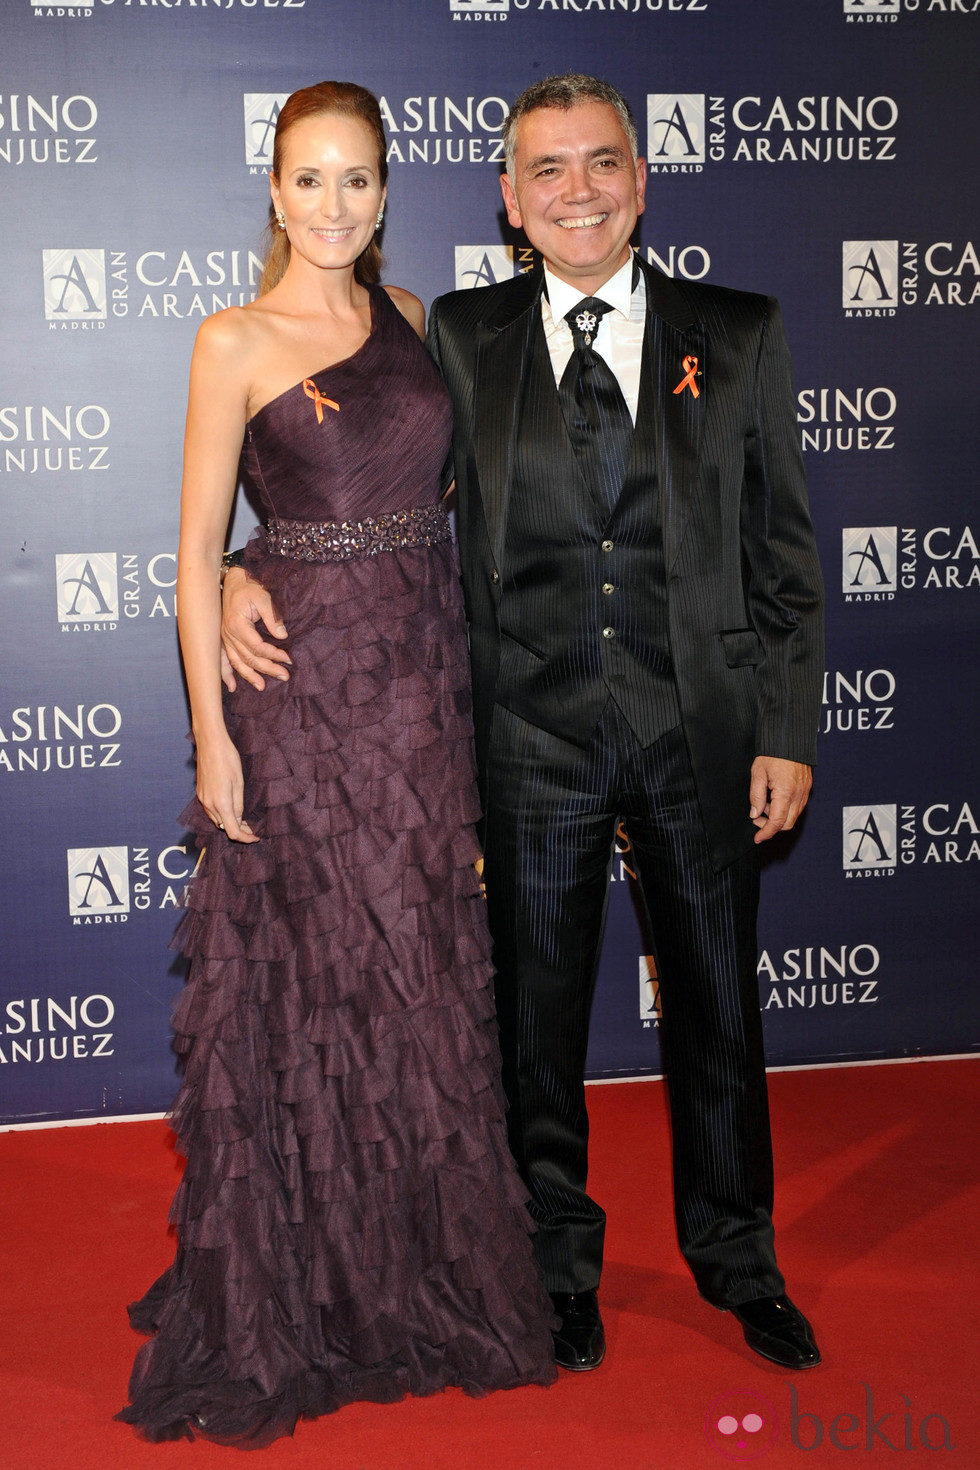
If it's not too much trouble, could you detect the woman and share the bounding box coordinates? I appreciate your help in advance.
[117,80,556,1449]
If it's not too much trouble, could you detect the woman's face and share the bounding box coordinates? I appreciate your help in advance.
[271,111,385,276]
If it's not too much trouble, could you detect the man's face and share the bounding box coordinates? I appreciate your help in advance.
[500,100,646,294]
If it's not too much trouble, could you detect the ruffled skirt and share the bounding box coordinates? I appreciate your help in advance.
[117,539,557,1449]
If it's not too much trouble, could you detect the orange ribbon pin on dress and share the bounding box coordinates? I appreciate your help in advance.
[303,378,340,423]
[672,355,701,398]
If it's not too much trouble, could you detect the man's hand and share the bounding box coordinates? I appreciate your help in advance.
[220,566,291,692]
[749,756,812,844]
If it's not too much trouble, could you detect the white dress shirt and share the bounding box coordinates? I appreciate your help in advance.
[541,252,646,425]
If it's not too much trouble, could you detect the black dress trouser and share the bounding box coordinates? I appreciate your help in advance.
[482,698,785,1309]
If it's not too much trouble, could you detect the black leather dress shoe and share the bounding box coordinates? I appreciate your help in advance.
[729,1294,821,1369]
[550,1289,606,1372]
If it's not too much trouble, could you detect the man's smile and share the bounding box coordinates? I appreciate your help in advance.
[555,212,609,230]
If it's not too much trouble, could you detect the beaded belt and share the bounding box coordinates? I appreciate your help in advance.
[264,505,451,563]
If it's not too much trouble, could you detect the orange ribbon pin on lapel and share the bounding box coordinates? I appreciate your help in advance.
[672,355,701,399]
[303,378,340,423]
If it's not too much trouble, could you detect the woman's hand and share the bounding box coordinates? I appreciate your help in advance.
[195,731,259,843]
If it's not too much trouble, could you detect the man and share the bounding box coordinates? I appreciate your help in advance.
[222,74,825,1375]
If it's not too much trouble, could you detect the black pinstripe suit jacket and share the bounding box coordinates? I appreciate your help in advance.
[426,256,824,870]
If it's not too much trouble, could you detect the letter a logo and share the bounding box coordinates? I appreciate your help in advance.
[63,561,112,616]
[842,806,897,869]
[56,553,119,622]
[243,94,290,166]
[43,249,107,320]
[841,528,897,593]
[67,847,130,916]
[647,96,706,164]
[455,245,514,290]
[842,240,898,308]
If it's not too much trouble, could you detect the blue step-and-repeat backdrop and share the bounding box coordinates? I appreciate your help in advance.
[2,0,977,1126]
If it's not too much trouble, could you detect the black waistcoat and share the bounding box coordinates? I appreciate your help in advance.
[496,312,680,747]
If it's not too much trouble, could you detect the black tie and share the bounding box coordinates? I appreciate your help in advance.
[557,296,633,516]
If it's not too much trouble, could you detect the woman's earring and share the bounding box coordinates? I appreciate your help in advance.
[276,210,286,231]
[375,209,384,230]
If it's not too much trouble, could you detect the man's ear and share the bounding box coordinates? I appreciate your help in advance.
[634,156,647,218]
[500,172,522,231]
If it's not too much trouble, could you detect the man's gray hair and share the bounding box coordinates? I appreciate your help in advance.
[503,74,639,178]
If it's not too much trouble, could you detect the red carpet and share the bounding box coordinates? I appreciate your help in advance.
[1,1059,977,1468]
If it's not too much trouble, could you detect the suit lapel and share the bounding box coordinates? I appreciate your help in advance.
[637,258,705,570]
[471,269,541,569]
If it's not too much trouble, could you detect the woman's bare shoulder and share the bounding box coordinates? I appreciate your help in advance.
[192,304,286,401]
[383,284,426,338]
[193,303,267,363]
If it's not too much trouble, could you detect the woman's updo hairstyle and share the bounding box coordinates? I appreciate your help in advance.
[259,80,388,297]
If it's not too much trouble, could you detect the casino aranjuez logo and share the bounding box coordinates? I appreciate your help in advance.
[0,991,115,1067]
[65,842,203,922]
[1,403,111,477]
[379,92,508,166]
[842,526,980,598]
[29,0,307,18]
[449,0,711,20]
[0,91,97,164]
[55,552,177,629]
[843,802,980,873]
[843,239,980,312]
[248,89,512,171]
[759,941,882,1012]
[0,701,123,775]
[822,668,897,736]
[646,94,898,170]
[42,248,263,324]
[797,385,896,455]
